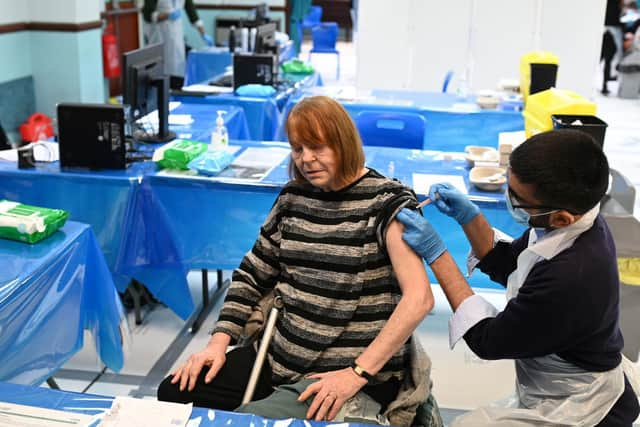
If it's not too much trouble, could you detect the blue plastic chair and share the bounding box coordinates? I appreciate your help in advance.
[302,6,323,32]
[355,111,426,149]
[442,70,454,93]
[309,22,340,80]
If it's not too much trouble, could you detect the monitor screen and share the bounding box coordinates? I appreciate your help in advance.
[254,22,277,54]
[57,103,127,170]
[121,43,175,142]
[122,43,163,120]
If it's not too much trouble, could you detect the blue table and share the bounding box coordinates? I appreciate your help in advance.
[0,105,251,320]
[276,89,524,151]
[0,221,125,385]
[169,103,250,142]
[176,72,323,141]
[0,161,194,320]
[140,141,526,291]
[0,161,153,293]
[185,41,298,86]
[0,381,369,427]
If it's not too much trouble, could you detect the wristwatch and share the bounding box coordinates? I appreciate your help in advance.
[351,362,374,383]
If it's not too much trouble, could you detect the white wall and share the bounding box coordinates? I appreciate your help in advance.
[27,0,101,23]
[356,0,606,98]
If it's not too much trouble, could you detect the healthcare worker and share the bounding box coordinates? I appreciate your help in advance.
[396,129,640,426]
[142,0,213,86]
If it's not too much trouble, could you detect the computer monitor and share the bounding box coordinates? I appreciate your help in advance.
[57,103,127,170]
[122,43,176,143]
[233,53,277,89]
[254,22,277,55]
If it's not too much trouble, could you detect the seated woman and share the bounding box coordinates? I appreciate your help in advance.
[157,96,441,426]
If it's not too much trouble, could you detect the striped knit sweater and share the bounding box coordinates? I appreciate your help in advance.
[213,168,419,385]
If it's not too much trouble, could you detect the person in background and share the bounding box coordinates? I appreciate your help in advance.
[157,96,442,426]
[397,130,639,425]
[142,0,213,89]
[289,0,312,55]
[602,0,624,95]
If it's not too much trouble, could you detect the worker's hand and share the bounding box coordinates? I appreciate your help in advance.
[429,182,480,225]
[396,209,447,264]
[299,368,367,422]
[168,9,182,21]
[202,33,214,46]
[170,345,226,392]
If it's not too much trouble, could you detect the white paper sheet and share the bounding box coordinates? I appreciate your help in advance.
[0,401,94,426]
[98,396,191,427]
[211,146,290,183]
[412,173,468,195]
[181,84,234,94]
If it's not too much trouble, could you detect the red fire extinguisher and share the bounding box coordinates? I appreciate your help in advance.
[102,23,121,78]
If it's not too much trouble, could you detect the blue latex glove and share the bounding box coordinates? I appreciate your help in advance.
[202,33,214,46]
[168,9,182,21]
[428,182,480,225]
[396,209,447,265]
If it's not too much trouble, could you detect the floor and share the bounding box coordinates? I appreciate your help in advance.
[49,39,640,425]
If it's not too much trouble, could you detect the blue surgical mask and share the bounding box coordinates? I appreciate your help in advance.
[505,188,558,228]
[505,189,531,226]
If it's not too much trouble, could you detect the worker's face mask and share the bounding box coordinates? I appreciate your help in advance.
[505,188,558,229]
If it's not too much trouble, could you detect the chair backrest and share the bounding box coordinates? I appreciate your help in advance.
[303,6,323,27]
[355,111,426,149]
[311,22,338,52]
[442,70,454,93]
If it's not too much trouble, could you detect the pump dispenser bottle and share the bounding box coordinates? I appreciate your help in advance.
[210,110,228,150]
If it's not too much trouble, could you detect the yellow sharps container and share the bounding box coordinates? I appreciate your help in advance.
[520,51,559,103]
[522,88,597,138]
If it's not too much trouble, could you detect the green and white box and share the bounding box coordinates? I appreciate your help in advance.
[0,200,69,243]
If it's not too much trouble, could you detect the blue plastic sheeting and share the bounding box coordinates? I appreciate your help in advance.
[173,94,281,141]
[169,103,251,142]
[185,46,233,87]
[0,161,152,292]
[141,141,526,290]
[0,382,371,427]
[276,89,524,151]
[176,72,323,141]
[117,179,192,319]
[0,161,194,319]
[185,42,298,86]
[0,222,125,385]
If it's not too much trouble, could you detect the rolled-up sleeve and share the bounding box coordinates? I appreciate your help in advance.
[449,295,499,349]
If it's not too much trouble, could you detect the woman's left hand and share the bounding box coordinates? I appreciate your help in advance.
[298,368,368,421]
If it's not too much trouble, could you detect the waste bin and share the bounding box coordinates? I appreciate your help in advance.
[551,114,608,148]
[617,48,640,99]
[520,51,559,103]
[522,88,596,138]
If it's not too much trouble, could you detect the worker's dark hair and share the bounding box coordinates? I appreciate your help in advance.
[509,129,609,214]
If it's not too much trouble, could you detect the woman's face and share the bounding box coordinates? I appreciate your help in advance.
[291,139,338,191]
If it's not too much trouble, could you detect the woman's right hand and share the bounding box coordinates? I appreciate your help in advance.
[171,333,229,392]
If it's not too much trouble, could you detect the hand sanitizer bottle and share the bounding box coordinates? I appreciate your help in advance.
[210,110,228,150]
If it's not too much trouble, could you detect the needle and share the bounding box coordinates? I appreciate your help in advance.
[417,198,432,209]
[417,192,440,209]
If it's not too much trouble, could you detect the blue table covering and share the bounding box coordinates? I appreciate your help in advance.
[276,88,524,152]
[0,382,369,427]
[185,41,298,86]
[140,141,526,291]
[0,161,152,292]
[0,221,125,385]
[169,103,250,142]
[176,72,323,141]
[0,160,194,320]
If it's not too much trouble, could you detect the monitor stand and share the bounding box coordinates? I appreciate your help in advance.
[136,75,176,143]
